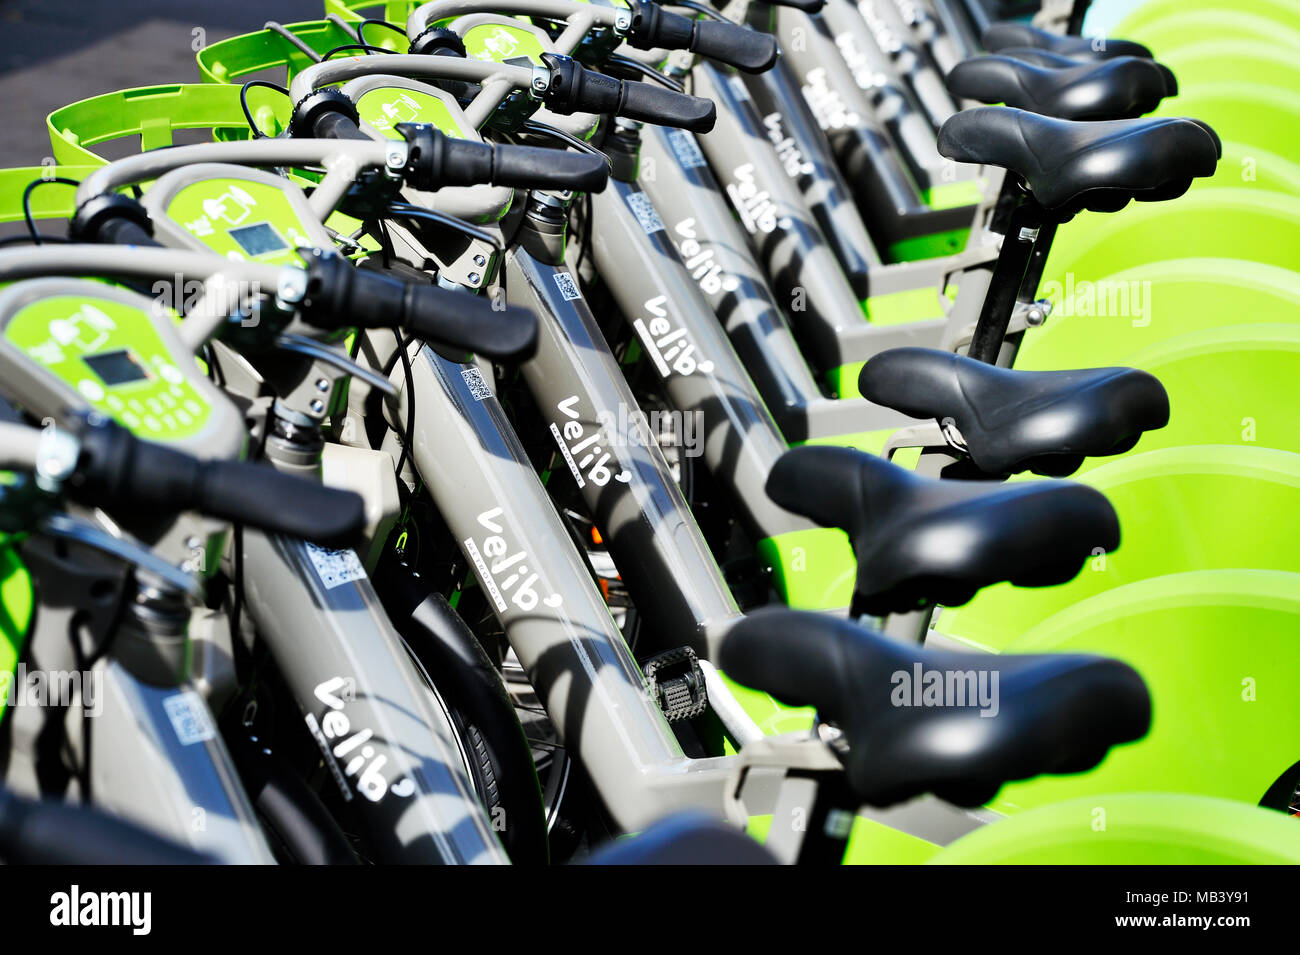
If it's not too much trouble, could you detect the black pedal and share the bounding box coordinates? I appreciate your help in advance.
[643,647,708,722]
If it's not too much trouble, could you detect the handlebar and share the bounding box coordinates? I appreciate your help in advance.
[541,54,716,132]
[625,2,779,74]
[71,418,367,547]
[298,249,539,363]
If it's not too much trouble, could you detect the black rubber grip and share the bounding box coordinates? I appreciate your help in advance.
[98,217,162,248]
[299,254,539,362]
[313,109,372,141]
[690,20,779,74]
[617,80,717,133]
[490,144,608,193]
[72,421,367,547]
[0,789,215,864]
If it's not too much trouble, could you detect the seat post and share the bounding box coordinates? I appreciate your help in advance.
[967,184,1047,364]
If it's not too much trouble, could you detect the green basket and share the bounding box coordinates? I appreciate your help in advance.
[197,19,403,87]
[322,1,422,23]
[47,84,288,166]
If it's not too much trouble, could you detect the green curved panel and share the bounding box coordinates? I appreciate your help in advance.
[1114,0,1300,40]
[1019,258,1300,371]
[936,445,1300,651]
[1155,83,1300,159]
[1116,9,1300,55]
[931,793,1300,864]
[1046,189,1300,283]
[984,571,1300,808]
[1159,41,1300,94]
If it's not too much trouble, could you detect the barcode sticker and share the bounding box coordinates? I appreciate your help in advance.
[306,543,367,590]
[163,690,216,746]
[666,129,707,170]
[460,366,494,400]
[625,192,665,234]
[553,270,582,301]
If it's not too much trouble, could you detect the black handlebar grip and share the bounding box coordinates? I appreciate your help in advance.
[402,283,539,362]
[0,789,215,864]
[72,421,367,547]
[313,108,372,141]
[97,216,162,248]
[491,144,609,193]
[617,80,717,133]
[299,256,539,362]
[690,20,779,74]
[765,0,825,11]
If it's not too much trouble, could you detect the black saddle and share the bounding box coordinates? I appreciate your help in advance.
[983,22,1153,61]
[766,445,1118,616]
[947,52,1176,120]
[937,107,1220,216]
[859,347,1170,477]
[719,609,1150,807]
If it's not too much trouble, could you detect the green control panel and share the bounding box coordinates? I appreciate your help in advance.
[164,177,314,267]
[461,20,549,66]
[3,294,213,441]
[355,86,471,139]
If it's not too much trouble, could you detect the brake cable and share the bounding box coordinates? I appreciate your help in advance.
[21,177,80,245]
[357,19,410,51]
[239,80,291,139]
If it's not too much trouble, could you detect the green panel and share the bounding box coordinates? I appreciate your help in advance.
[1018,258,1300,371]
[322,1,420,22]
[937,445,1300,652]
[757,528,854,611]
[860,284,947,326]
[1115,0,1300,46]
[0,544,33,720]
[797,427,893,456]
[462,22,548,65]
[1159,40,1300,94]
[1217,140,1300,198]
[922,180,981,211]
[1045,188,1300,283]
[164,178,313,268]
[0,166,100,224]
[4,295,213,441]
[1118,9,1300,55]
[717,669,813,737]
[355,86,471,138]
[1155,83,1300,160]
[885,228,969,264]
[985,571,1300,809]
[931,793,1300,865]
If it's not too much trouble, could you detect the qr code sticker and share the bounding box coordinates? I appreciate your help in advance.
[460,366,494,401]
[305,542,367,590]
[553,271,582,301]
[625,192,665,235]
[163,690,216,746]
[666,129,706,170]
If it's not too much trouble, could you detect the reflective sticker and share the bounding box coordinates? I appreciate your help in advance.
[625,192,665,234]
[305,543,366,590]
[163,690,216,746]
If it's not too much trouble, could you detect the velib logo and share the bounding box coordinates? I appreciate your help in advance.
[50,886,151,935]
[890,663,1000,717]
[761,113,815,179]
[632,296,715,378]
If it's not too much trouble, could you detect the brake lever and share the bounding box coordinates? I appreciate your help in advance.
[39,512,204,600]
[272,333,400,397]
[518,121,615,168]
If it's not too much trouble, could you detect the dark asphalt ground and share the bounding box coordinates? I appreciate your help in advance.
[0,0,326,166]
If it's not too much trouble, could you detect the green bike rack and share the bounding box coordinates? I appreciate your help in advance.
[1045,188,1300,284]
[930,793,1300,864]
[47,84,288,166]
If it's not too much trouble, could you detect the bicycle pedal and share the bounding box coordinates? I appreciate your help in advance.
[643,647,708,722]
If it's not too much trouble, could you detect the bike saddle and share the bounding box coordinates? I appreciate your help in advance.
[584,814,779,865]
[766,445,1118,615]
[937,107,1220,218]
[859,348,1170,477]
[719,609,1150,807]
[982,22,1152,61]
[946,53,1176,120]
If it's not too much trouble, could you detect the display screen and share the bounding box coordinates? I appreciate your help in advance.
[228,221,288,257]
[82,348,151,386]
